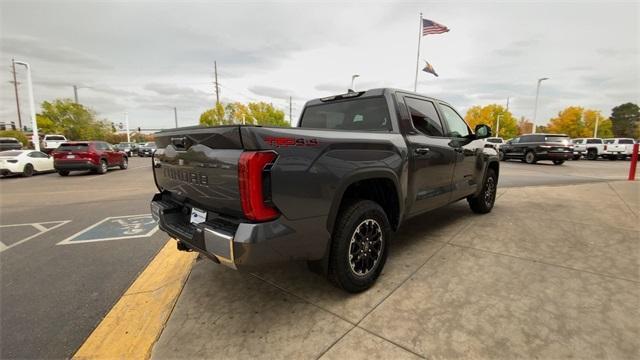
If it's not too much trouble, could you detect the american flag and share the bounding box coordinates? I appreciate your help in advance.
[422,19,449,35]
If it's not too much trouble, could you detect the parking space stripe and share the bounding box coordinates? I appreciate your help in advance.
[0,221,71,253]
[73,239,196,360]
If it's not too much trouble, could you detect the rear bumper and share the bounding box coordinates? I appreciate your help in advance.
[54,160,98,171]
[150,192,329,269]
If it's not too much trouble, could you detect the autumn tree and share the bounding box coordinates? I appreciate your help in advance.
[199,101,288,127]
[545,106,612,138]
[464,104,517,139]
[199,103,227,126]
[610,102,639,138]
[36,99,113,140]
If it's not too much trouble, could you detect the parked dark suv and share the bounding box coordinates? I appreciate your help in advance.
[500,133,572,165]
[52,141,128,176]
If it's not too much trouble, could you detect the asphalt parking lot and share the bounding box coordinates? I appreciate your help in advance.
[0,158,637,359]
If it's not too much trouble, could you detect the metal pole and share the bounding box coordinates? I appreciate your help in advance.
[593,113,599,138]
[350,74,359,91]
[14,61,39,151]
[496,114,503,138]
[289,96,293,126]
[11,59,23,130]
[506,97,510,112]
[413,12,423,92]
[73,85,79,103]
[173,107,178,128]
[532,77,549,134]
[125,112,130,143]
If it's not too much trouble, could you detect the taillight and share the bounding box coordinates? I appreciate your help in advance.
[238,151,279,221]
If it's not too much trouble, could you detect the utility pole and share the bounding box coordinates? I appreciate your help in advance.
[214,61,220,105]
[173,107,178,128]
[14,61,39,150]
[73,85,79,103]
[289,96,293,126]
[506,97,510,112]
[11,59,23,130]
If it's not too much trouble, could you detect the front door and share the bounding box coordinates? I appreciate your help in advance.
[438,103,479,200]
[402,96,457,215]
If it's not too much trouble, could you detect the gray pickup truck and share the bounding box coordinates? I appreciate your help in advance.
[151,88,499,292]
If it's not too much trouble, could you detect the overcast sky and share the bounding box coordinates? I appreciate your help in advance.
[1,0,638,131]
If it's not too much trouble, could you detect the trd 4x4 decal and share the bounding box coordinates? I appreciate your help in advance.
[264,136,319,148]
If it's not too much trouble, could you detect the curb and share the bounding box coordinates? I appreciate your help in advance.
[73,240,197,359]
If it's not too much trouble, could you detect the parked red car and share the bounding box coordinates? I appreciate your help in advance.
[52,141,128,176]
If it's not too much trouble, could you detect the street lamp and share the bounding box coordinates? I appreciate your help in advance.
[350,74,360,91]
[13,60,39,151]
[532,77,549,134]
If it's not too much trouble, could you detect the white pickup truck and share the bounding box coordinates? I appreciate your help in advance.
[572,138,606,160]
[603,138,636,160]
[40,134,67,153]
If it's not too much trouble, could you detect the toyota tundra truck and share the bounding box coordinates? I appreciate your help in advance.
[151,88,499,292]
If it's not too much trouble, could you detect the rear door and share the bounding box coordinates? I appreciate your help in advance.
[401,95,456,214]
[438,102,479,199]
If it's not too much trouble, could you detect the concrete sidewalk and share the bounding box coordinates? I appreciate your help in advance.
[152,181,639,359]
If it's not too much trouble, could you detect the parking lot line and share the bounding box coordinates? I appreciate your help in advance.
[0,221,71,253]
[73,239,196,360]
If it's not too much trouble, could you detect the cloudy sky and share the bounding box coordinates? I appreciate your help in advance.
[1,0,638,131]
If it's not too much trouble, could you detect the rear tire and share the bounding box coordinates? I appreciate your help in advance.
[97,159,108,174]
[553,160,564,165]
[58,170,70,176]
[498,151,505,161]
[328,200,390,293]
[525,151,537,164]
[22,164,34,177]
[468,167,497,214]
[120,157,128,170]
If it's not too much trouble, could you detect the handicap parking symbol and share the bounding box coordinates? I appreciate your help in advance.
[57,214,159,245]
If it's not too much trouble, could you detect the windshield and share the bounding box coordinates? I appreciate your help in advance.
[0,151,22,156]
[58,144,89,151]
[299,97,391,131]
[545,136,570,144]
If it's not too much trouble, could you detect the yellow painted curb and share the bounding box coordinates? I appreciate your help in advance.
[74,240,197,360]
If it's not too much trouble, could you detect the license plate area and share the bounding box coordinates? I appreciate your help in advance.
[66,154,76,159]
[190,207,207,225]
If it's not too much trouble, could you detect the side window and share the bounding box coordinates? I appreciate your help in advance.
[439,104,470,138]
[520,135,532,143]
[29,151,47,158]
[512,137,520,144]
[404,97,444,137]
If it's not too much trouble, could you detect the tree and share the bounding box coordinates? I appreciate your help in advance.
[36,99,113,140]
[545,106,611,138]
[464,104,518,139]
[610,103,639,138]
[199,101,289,127]
[199,103,228,126]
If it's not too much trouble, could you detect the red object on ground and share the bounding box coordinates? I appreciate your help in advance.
[628,143,639,181]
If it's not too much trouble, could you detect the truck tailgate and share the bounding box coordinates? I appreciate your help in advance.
[154,126,245,217]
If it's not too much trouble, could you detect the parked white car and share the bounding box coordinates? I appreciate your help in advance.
[484,137,504,149]
[0,150,54,177]
[41,134,67,153]
[603,138,635,160]
[572,138,606,160]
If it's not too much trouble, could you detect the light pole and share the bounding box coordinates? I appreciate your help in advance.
[14,61,39,151]
[124,112,130,143]
[496,114,503,138]
[532,77,549,134]
[173,107,178,128]
[350,74,360,91]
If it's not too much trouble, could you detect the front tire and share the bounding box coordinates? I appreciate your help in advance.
[525,151,537,164]
[553,160,565,165]
[468,167,497,214]
[120,157,128,170]
[328,200,390,293]
[22,164,34,177]
[97,159,108,174]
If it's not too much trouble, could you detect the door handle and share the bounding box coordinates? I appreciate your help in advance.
[414,147,430,155]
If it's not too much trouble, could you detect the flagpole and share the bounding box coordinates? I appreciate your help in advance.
[413,12,422,92]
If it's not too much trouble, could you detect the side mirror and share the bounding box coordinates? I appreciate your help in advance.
[475,124,491,139]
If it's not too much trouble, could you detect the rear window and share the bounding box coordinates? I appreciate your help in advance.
[0,139,19,144]
[45,136,65,140]
[545,136,570,144]
[604,139,615,144]
[586,138,602,144]
[0,151,22,156]
[299,97,391,131]
[619,139,634,144]
[58,143,89,151]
